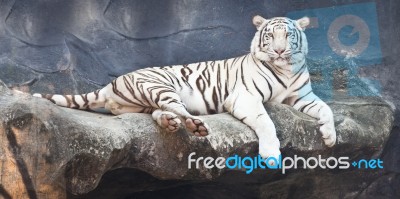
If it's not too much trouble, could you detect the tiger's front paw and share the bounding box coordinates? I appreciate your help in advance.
[259,138,281,166]
[319,123,336,147]
[185,117,210,137]
[318,107,336,147]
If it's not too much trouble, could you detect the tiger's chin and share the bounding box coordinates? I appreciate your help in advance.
[273,57,289,67]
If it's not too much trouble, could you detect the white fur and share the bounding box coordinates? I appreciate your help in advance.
[37,16,336,161]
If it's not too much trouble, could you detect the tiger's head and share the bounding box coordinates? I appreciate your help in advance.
[251,15,310,67]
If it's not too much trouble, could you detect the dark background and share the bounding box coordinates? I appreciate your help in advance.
[0,0,399,197]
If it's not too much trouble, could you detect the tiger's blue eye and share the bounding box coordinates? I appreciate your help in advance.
[267,33,273,37]
[286,32,293,37]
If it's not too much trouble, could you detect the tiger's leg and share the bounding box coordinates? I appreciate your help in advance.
[287,91,336,147]
[105,98,182,133]
[151,109,182,133]
[224,89,281,162]
[104,79,208,136]
[105,98,154,115]
[105,97,183,133]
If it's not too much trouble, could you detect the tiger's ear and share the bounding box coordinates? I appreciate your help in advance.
[296,17,310,31]
[253,15,267,29]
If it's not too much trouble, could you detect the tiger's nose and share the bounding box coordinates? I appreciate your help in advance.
[274,49,285,55]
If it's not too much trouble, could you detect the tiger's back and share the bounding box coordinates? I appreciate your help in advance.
[107,52,303,116]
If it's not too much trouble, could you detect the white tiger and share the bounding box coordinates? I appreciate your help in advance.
[33,15,336,161]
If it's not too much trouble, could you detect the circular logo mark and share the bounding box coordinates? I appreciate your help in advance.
[327,15,370,57]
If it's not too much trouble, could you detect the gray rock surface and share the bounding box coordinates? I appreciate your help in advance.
[0,78,394,198]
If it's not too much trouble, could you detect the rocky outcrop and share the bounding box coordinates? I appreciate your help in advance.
[0,78,394,198]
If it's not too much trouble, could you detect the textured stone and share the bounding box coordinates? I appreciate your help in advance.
[0,79,394,198]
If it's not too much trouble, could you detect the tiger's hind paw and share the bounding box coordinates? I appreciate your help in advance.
[185,117,209,137]
[158,111,182,133]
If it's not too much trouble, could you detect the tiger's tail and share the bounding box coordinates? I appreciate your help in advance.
[33,88,107,111]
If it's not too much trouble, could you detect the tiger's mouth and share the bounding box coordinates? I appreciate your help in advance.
[276,57,286,61]
[272,56,290,66]
[268,52,290,60]
[273,56,289,62]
